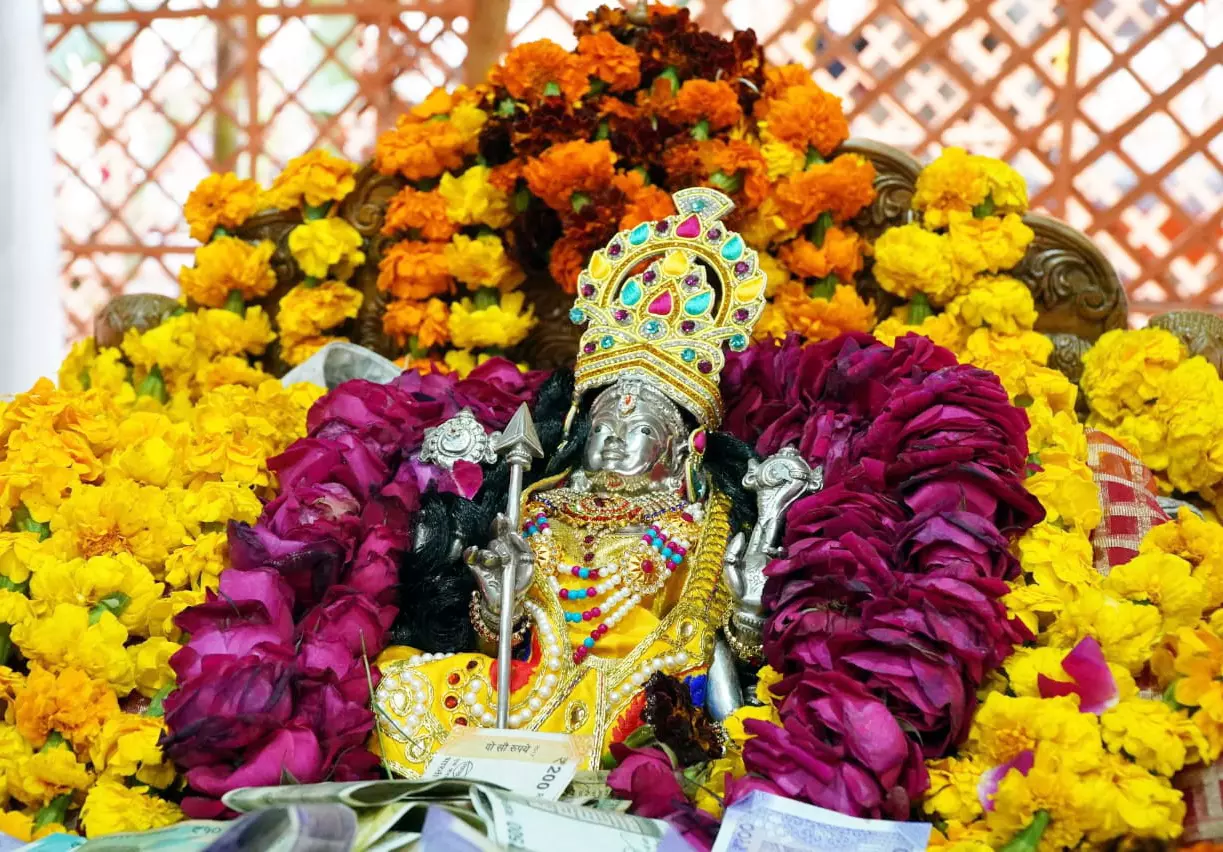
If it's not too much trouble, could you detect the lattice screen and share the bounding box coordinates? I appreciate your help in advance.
[45,0,1222,339]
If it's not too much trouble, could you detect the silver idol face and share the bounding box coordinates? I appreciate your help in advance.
[583,384,684,479]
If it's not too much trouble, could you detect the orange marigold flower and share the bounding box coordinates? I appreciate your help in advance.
[15,666,118,751]
[774,281,876,342]
[489,160,525,194]
[549,234,590,294]
[763,63,820,98]
[674,80,743,131]
[382,298,450,349]
[578,32,641,93]
[382,187,458,241]
[757,85,849,157]
[490,41,591,105]
[184,173,261,243]
[376,241,453,301]
[778,229,866,282]
[707,140,771,210]
[774,155,877,229]
[523,140,618,211]
[595,95,641,122]
[374,116,466,181]
[618,183,675,229]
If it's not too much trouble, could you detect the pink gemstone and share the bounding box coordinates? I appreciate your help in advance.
[592,607,601,618]
[559,589,569,600]
[693,431,707,453]
[571,566,581,576]
[588,587,597,597]
[681,512,694,523]
[582,611,592,621]
[647,291,673,316]
[642,560,654,573]
[675,215,702,238]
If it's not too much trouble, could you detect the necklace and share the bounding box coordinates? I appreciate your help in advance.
[523,501,702,664]
[536,488,685,533]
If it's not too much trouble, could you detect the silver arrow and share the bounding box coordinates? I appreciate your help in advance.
[490,402,544,728]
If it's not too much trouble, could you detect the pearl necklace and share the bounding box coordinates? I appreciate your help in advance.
[465,599,565,728]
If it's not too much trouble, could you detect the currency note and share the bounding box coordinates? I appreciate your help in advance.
[15,834,86,852]
[473,786,666,852]
[424,728,582,801]
[711,791,931,852]
[205,803,356,852]
[65,821,226,851]
[223,779,482,814]
[417,808,503,852]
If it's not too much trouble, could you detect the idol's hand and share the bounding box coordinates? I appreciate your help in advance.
[464,513,535,617]
[721,531,769,620]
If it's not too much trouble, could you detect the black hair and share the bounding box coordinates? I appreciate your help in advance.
[389,369,757,653]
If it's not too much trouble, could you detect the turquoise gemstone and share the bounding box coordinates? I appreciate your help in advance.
[661,547,673,558]
[579,568,590,579]
[628,222,650,245]
[621,279,643,306]
[684,291,712,316]
[730,333,747,351]
[569,307,585,324]
[583,638,595,648]
[720,234,745,261]
[692,198,706,211]
[681,348,696,362]
[670,554,682,565]
[601,335,614,349]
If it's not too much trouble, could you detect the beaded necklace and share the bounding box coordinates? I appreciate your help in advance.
[523,497,703,664]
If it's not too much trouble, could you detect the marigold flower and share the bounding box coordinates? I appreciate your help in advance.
[0,532,49,587]
[1047,588,1163,674]
[914,147,1029,228]
[871,312,968,352]
[777,229,865,282]
[946,213,1033,278]
[264,150,357,210]
[448,291,536,350]
[1142,506,1223,609]
[491,40,591,105]
[1081,752,1187,843]
[924,755,987,823]
[756,84,849,156]
[1153,357,1223,494]
[90,713,174,787]
[1017,521,1097,593]
[438,165,514,229]
[178,481,262,533]
[763,63,821,97]
[1103,551,1205,634]
[143,589,204,643]
[14,666,118,751]
[192,307,275,358]
[382,298,451,349]
[183,172,262,243]
[28,552,164,636]
[547,233,589,295]
[967,694,1103,771]
[8,746,94,807]
[983,744,1097,851]
[12,605,135,693]
[376,241,454,301]
[127,637,179,700]
[179,237,277,308]
[771,281,875,342]
[872,224,964,304]
[773,154,876,228]
[445,233,525,291]
[277,281,363,350]
[374,114,469,181]
[760,141,805,180]
[382,186,457,241]
[523,139,618,211]
[49,478,185,567]
[287,218,365,280]
[80,779,182,837]
[1081,328,1185,422]
[945,276,1037,333]
[1101,697,1211,775]
[613,171,675,230]
[674,79,743,130]
[577,32,641,92]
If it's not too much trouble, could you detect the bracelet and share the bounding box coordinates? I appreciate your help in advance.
[723,609,764,661]
[469,591,529,646]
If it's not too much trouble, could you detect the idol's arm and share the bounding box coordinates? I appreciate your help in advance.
[720,448,824,662]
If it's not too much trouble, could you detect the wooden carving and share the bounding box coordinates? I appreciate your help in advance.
[1149,311,1223,376]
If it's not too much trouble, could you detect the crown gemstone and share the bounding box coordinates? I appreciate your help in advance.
[735,278,765,301]
[681,348,696,362]
[581,283,595,297]
[583,341,596,354]
[608,242,623,257]
[730,333,748,351]
[643,319,664,338]
[707,228,722,242]
[629,223,651,245]
[734,308,750,322]
[676,215,702,238]
[684,291,712,316]
[647,291,673,316]
[643,269,657,284]
[734,260,751,276]
[589,253,611,279]
[601,335,614,349]
[720,234,744,260]
[680,320,696,332]
[621,279,643,306]
[697,360,713,374]
[569,308,585,324]
[613,309,630,322]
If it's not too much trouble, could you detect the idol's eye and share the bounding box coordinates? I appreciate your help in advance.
[635,424,654,437]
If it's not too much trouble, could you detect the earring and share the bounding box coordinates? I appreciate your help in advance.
[685,428,708,503]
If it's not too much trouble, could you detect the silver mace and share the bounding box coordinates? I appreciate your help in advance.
[491,402,543,728]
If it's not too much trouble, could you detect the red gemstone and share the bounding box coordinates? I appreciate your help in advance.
[597,624,609,636]
[647,292,673,316]
[642,560,654,573]
[455,717,469,726]
[584,552,595,563]
[582,611,592,621]
[447,672,461,685]
[588,587,597,597]
[641,535,652,543]
[584,535,595,544]
[444,695,458,709]
[592,607,601,618]
[681,512,694,523]
[559,589,569,600]
[571,566,581,576]
[589,569,599,579]
[466,660,479,670]
[693,431,707,453]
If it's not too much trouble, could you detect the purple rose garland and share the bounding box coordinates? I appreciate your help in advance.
[714,332,1043,820]
[161,361,544,815]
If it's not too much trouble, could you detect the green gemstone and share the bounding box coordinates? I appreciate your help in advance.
[682,348,696,362]
[601,336,614,349]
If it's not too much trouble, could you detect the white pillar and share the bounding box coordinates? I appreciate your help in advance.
[0,2,64,396]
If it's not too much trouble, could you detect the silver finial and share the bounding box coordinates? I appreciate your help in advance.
[420,409,499,469]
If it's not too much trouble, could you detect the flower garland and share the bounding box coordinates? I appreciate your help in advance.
[0,321,318,841]
[1080,327,1223,511]
[162,360,545,814]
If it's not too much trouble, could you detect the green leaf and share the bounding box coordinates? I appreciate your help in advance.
[0,624,11,669]
[42,731,66,752]
[571,191,592,213]
[426,113,450,123]
[136,364,169,404]
[1014,393,1035,408]
[146,683,175,718]
[595,120,611,141]
[472,287,501,310]
[710,170,742,195]
[303,202,331,221]
[972,195,997,218]
[211,225,230,240]
[223,288,247,315]
[89,592,131,625]
[32,794,71,832]
[804,147,826,167]
[496,98,517,117]
[999,810,1050,852]
[907,292,933,324]
[9,505,50,541]
[690,119,711,141]
[622,724,657,750]
[656,67,680,95]
[513,188,531,213]
[78,368,91,390]
[542,81,562,97]
[0,575,26,592]
[589,79,608,96]
[807,211,834,247]
[1026,452,1041,467]
[303,276,321,289]
[1164,680,1185,711]
[809,276,838,299]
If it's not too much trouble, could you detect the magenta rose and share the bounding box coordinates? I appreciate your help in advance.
[901,462,1044,535]
[262,482,363,552]
[307,379,443,457]
[607,746,687,819]
[896,510,1020,582]
[161,650,297,767]
[270,433,390,502]
[295,677,378,767]
[763,607,864,675]
[185,725,324,796]
[451,359,548,429]
[343,526,403,603]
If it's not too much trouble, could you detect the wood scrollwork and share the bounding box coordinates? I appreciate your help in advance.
[1149,311,1223,376]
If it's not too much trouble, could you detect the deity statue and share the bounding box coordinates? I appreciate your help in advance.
[373,189,822,774]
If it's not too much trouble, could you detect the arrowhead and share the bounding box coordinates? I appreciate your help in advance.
[493,402,544,459]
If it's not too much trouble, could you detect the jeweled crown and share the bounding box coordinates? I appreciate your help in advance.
[569,188,766,429]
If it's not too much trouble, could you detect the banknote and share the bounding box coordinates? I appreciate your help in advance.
[711,791,931,852]
[473,786,667,852]
[61,821,226,851]
[205,803,356,852]
[14,834,86,852]
[417,807,503,852]
[223,779,482,814]
[423,728,583,801]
